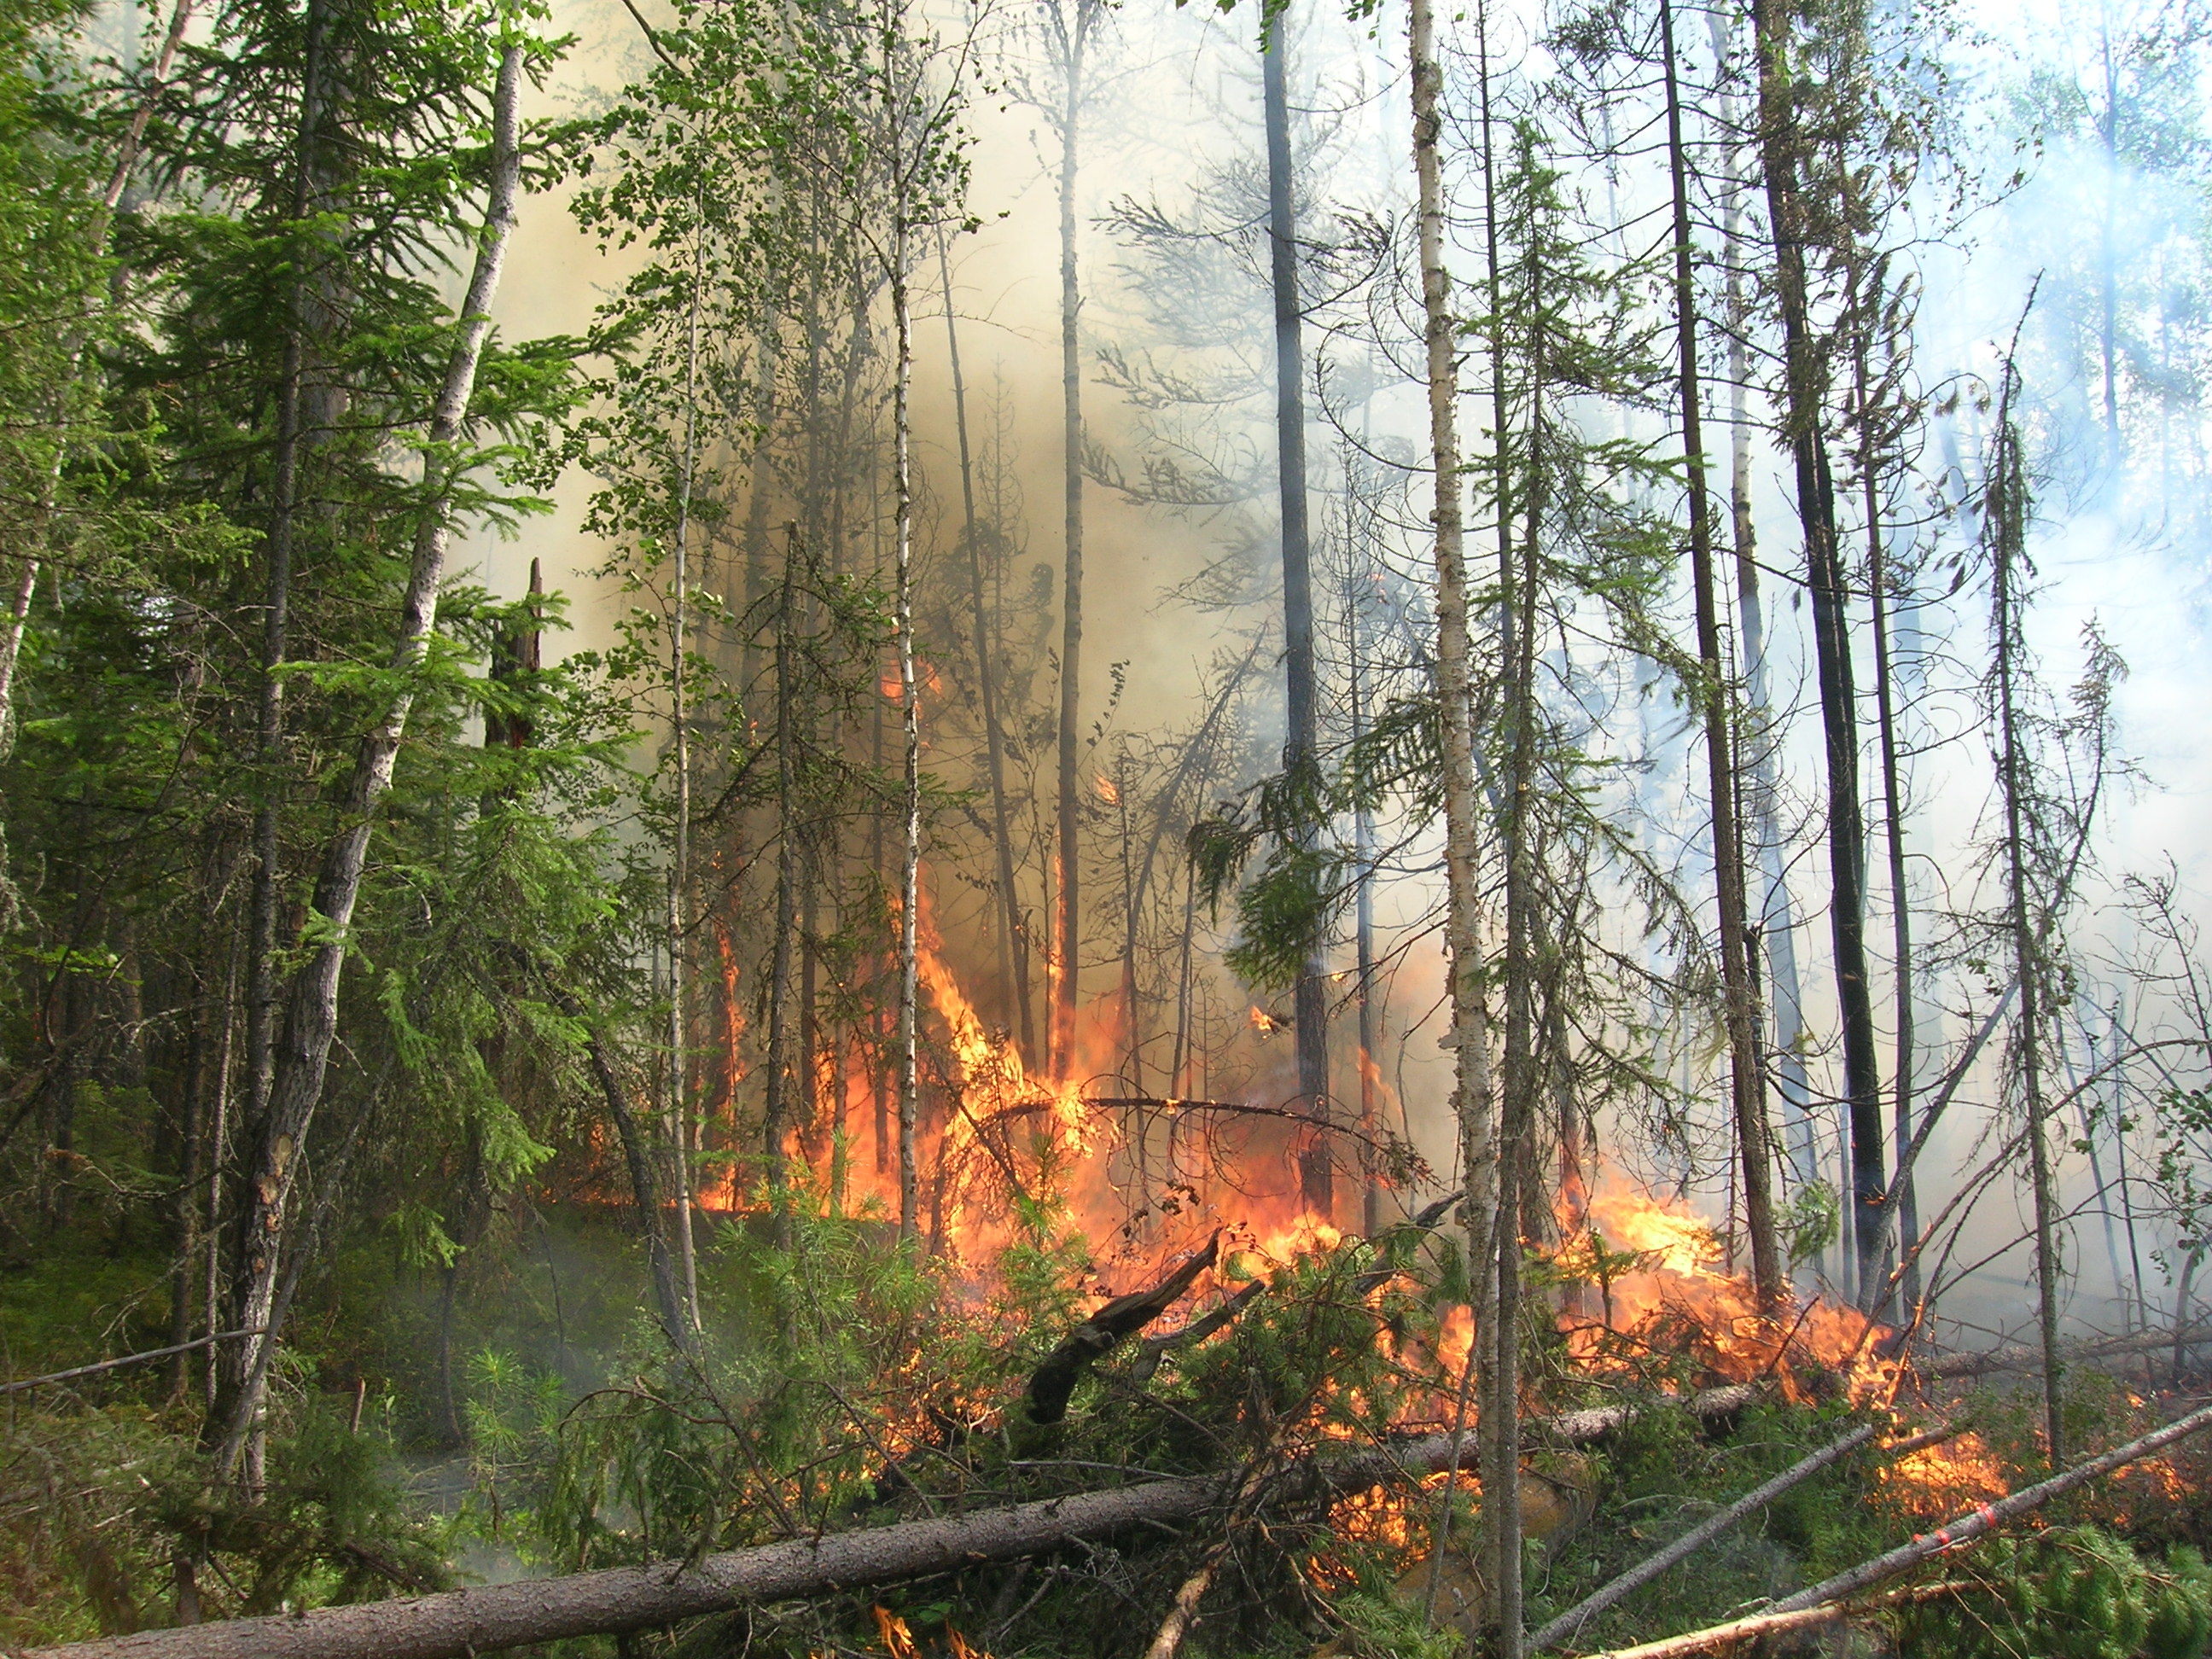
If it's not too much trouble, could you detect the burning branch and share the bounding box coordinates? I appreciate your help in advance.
[1571,1398,2212,1659]
[1027,1231,1221,1424]
[1128,1188,1462,1388]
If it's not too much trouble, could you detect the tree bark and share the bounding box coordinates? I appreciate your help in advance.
[765,542,800,1214]
[556,990,690,1352]
[662,222,703,1332]
[1411,0,1499,1635]
[1661,0,1777,1308]
[224,0,332,1478]
[210,42,529,1474]
[1710,3,1818,1201]
[1856,307,1921,1320]
[1260,13,1330,1215]
[1749,0,1887,1297]
[1988,358,2064,1462]
[889,104,922,1243]
[1049,2,1091,1077]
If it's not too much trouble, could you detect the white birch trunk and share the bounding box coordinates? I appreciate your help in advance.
[218,41,529,1473]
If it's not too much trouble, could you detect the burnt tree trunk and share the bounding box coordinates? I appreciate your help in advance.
[1260,13,1331,1214]
[1749,0,1888,1297]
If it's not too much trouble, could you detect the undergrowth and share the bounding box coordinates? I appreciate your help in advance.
[4,1192,2211,1659]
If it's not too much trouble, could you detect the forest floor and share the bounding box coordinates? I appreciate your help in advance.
[4,1210,2212,1657]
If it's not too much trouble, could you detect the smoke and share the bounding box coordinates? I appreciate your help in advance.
[451,0,2212,1339]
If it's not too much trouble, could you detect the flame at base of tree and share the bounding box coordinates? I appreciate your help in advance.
[685,904,2056,1527]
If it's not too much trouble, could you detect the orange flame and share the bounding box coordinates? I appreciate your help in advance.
[1554,1175,1899,1404]
[1877,1432,2006,1519]
[873,1607,918,1659]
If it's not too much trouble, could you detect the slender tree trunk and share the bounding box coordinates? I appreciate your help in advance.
[168,843,236,1397]
[211,43,527,1475]
[227,0,332,1467]
[1051,19,1087,1078]
[1487,143,1556,1653]
[1172,859,1198,1094]
[661,218,704,1332]
[1709,8,1819,1200]
[1261,15,1331,1215]
[203,934,237,1406]
[938,231,1029,1054]
[1409,0,1497,1628]
[765,544,800,1218]
[2098,15,2120,467]
[890,134,922,1243]
[1348,541,1381,1237]
[1988,365,2064,1463]
[1749,0,1887,1298]
[0,556,36,750]
[579,1011,692,1352]
[1115,763,1144,1092]
[741,312,783,682]
[1854,308,1921,1320]
[1661,0,1777,1307]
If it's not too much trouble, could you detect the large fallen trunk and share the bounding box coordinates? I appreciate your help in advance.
[27,1389,1758,1659]
[1924,1322,2210,1380]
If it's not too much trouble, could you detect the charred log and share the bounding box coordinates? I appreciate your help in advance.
[1027,1231,1219,1423]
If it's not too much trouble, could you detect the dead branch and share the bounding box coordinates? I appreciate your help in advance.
[0,1330,262,1396]
[1528,1421,1881,1650]
[1027,1231,1220,1423]
[1130,1279,1266,1386]
[1762,1396,2212,1614]
[1128,1188,1461,1388]
[1575,1581,1968,1659]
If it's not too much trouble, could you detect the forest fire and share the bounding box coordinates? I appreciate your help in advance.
[807,921,1916,1421]
[1553,1178,1901,1404]
[1876,1432,2008,1519]
[12,0,2212,1646]
[871,1605,995,1659]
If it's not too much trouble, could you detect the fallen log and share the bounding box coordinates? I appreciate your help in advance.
[1766,1394,2212,1614]
[18,1388,1763,1659]
[1528,1422,1962,1651]
[1575,1581,1968,1659]
[1528,1421,1882,1650]
[1924,1322,2212,1380]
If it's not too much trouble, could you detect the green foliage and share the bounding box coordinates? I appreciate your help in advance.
[1899,1527,2212,1659]
[144,1396,452,1616]
[1784,1181,1842,1267]
[1325,1591,1465,1659]
[1522,1399,1899,1650]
